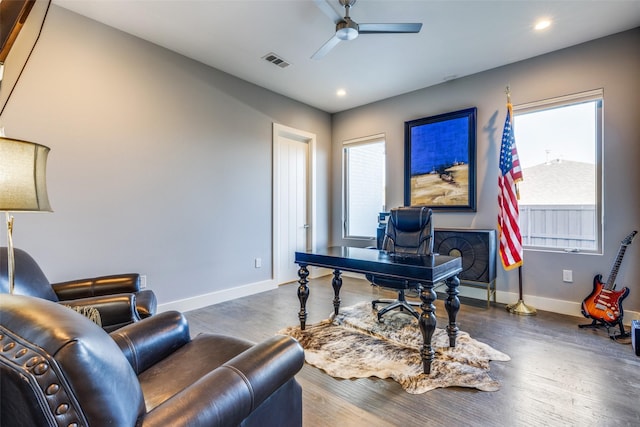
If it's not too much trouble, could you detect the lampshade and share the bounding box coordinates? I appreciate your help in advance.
[0,136,52,212]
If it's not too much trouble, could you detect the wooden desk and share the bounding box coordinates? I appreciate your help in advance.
[295,247,462,374]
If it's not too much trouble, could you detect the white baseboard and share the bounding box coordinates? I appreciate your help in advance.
[309,266,332,279]
[158,272,640,326]
[495,289,640,324]
[157,279,277,313]
[343,271,640,324]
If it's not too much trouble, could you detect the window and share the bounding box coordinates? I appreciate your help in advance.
[514,89,603,252]
[343,135,386,239]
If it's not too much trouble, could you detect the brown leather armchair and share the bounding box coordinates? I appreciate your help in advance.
[0,294,304,427]
[0,247,157,331]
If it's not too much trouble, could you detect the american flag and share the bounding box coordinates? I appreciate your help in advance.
[498,102,523,270]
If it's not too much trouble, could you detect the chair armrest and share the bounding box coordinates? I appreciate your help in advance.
[52,274,140,300]
[110,311,190,374]
[60,294,140,331]
[142,335,304,427]
[135,289,158,318]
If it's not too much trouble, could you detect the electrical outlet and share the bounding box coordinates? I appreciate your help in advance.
[140,275,147,288]
[562,270,573,283]
[255,258,262,268]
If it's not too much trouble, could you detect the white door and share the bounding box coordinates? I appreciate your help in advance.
[273,124,315,285]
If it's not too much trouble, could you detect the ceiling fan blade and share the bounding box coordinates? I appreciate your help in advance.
[313,0,343,23]
[358,23,423,34]
[311,35,342,60]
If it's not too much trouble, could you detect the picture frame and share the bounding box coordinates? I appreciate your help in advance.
[0,0,35,63]
[404,107,477,211]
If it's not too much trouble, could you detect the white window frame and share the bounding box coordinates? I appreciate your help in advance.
[342,134,386,240]
[513,89,603,254]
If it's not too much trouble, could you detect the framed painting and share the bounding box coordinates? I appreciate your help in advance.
[0,0,35,63]
[404,107,477,211]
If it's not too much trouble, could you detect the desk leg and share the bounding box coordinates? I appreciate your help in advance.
[445,275,460,347]
[297,265,309,330]
[418,285,438,375]
[331,269,342,316]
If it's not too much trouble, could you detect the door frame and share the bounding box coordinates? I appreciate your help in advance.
[272,123,317,285]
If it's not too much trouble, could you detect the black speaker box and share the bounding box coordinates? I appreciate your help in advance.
[433,228,497,284]
[632,320,640,356]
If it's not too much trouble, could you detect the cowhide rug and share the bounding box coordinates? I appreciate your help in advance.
[279,302,510,394]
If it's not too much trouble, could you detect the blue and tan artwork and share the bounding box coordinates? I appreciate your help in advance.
[409,116,470,206]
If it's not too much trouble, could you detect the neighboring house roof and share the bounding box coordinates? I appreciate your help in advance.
[518,159,596,205]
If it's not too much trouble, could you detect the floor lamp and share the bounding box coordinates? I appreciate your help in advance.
[0,136,52,294]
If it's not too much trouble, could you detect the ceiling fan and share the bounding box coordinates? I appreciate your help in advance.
[312,0,423,60]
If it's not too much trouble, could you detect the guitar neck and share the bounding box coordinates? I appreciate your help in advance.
[605,245,628,290]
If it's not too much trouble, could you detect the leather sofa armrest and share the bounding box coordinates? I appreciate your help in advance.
[141,335,304,427]
[52,274,140,300]
[60,294,140,332]
[110,311,190,374]
[134,289,157,318]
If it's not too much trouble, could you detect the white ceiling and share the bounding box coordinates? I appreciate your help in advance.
[52,0,640,114]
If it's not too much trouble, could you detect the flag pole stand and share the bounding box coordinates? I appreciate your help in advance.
[506,266,537,315]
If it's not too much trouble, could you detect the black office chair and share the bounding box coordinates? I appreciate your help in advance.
[368,206,434,321]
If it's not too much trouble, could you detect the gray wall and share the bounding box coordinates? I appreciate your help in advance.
[0,5,331,305]
[3,4,638,318]
[332,28,640,316]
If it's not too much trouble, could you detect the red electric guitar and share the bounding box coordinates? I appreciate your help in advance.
[581,231,636,326]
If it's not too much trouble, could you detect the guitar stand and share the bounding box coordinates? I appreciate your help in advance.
[579,319,630,342]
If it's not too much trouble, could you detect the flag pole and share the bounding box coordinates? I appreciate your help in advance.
[506,266,537,315]
[502,85,536,316]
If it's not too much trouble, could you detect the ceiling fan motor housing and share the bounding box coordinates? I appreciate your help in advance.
[336,18,359,40]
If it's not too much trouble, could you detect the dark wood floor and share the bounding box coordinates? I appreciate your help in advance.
[184,275,640,427]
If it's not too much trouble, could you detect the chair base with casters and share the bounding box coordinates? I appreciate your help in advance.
[368,274,422,321]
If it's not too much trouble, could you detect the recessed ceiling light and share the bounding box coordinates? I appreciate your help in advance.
[336,89,347,97]
[534,19,552,31]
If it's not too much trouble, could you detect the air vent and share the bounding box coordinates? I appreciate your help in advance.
[262,52,291,69]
